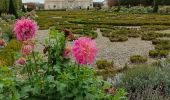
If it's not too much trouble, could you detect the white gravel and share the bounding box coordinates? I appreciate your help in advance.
[37,29,155,67]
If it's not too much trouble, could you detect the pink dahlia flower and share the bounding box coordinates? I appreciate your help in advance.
[13,17,38,41]
[17,57,26,65]
[72,37,98,65]
[22,44,34,55]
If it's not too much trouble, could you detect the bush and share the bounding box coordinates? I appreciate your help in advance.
[109,29,128,42]
[130,55,147,63]
[1,14,15,21]
[155,43,170,50]
[100,28,112,37]
[96,59,114,70]
[149,50,159,58]
[159,50,169,57]
[141,31,157,40]
[72,29,98,39]
[149,50,169,58]
[118,60,170,100]
[0,39,22,66]
[152,39,169,45]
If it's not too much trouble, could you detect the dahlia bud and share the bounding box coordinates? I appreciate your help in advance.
[17,57,26,65]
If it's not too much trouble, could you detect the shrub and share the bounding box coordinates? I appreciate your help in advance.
[141,31,157,40]
[152,39,169,45]
[127,29,141,38]
[149,50,169,58]
[149,50,159,58]
[118,60,170,100]
[130,55,147,63]
[155,43,170,50]
[100,28,112,37]
[159,50,169,57]
[96,59,114,69]
[72,29,98,39]
[0,39,22,66]
[109,29,128,42]
[1,14,15,21]
[4,39,22,52]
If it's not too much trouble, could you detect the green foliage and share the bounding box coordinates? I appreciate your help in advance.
[118,60,170,100]
[109,29,128,42]
[159,50,169,57]
[12,28,127,99]
[72,29,98,39]
[1,14,15,21]
[0,39,21,66]
[9,0,18,18]
[141,31,157,40]
[0,66,19,100]
[130,55,147,63]
[4,39,22,52]
[96,59,114,70]
[149,50,159,58]
[149,50,169,58]
[0,0,21,15]
[100,28,112,37]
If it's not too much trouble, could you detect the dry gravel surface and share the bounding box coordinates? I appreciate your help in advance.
[37,29,155,67]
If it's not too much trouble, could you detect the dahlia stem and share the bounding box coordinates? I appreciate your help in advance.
[28,56,32,75]
[32,51,38,74]
[25,63,31,81]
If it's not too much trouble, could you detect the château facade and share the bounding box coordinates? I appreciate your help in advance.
[44,0,93,10]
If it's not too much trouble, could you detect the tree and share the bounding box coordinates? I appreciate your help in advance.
[0,0,9,16]
[0,0,22,16]
[15,0,22,10]
[9,0,18,18]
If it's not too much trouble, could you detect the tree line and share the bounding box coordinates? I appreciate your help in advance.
[108,0,170,12]
[0,0,22,17]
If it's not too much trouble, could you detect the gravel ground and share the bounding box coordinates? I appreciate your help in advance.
[37,29,155,67]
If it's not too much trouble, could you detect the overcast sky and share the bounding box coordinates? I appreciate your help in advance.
[22,0,104,3]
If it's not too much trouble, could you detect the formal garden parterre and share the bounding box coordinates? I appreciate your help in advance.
[0,1,170,99]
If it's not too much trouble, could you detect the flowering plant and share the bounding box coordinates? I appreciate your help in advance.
[0,18,127,99]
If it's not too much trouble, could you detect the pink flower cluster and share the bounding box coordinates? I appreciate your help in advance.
[22,44,34,55]
[13,17,38,41]
[14,18,38,65]
[72,37,98,65]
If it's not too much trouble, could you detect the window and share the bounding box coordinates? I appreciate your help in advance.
[53,5,56,8]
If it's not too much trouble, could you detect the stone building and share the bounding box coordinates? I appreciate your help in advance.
[44,0,93,10]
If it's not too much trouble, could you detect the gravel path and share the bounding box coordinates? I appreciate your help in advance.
[37,29,155,67]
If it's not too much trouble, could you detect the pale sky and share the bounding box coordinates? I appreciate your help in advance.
[22,0,104,3]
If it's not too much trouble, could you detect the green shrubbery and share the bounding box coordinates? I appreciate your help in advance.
[96,59,114,70]
[0,28,126,99]
[72,29,98,39]
[141,31,157,40]
[0,39,22,66]
[100,28,112,37]
[130,55,148,63]
[149,50,169,58]
[109,29,128,42]
[118,59,170,100]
